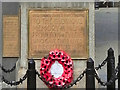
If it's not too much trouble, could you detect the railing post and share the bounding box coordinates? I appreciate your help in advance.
[118,55,120,90]
[27,59,36,90]
[107,48,115,90]
[86,58,95,90]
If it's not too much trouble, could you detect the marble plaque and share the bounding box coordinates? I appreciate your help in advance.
[29,10,88,59]
[3,16,20,57]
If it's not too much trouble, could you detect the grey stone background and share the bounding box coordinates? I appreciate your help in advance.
[95,8,118,88]
[18,2,94,88]
[2,2,19,82]
[0,1,2,89]
[0,2,119,88]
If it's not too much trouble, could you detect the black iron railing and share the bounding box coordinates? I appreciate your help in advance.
[1,48,120,90]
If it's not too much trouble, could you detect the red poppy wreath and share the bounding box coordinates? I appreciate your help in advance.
[40,49,73,88]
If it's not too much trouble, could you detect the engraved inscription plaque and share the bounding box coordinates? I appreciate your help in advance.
[3,16,20,57]
[29,10,88,59]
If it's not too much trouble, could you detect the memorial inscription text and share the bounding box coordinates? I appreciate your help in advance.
[29,10,88,59]
[3,16,20,57]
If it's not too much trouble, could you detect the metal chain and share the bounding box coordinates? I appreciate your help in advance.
[115,65,119,75]
[0,64,16,73]
[95,58,108,70]
[95,62,119,86]
[95,69,117,86]
[115,62,120,77]
[63,69,86,89]
[36,69,86,89]
[2,70,28,86]
[94,56,120,86]
[36,71,50,85]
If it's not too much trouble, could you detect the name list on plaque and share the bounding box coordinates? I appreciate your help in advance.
[3,16,20,57]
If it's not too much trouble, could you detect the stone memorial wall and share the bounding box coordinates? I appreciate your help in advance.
[3,16,20,57]
[28,9,88,59]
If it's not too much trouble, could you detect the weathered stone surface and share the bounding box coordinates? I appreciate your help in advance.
[16,2,95,88]
[17,60,86,88]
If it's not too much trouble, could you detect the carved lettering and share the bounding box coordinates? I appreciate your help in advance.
[29,10,88,59]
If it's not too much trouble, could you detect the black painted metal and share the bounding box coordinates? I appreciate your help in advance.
[86,58,95,90]
[107,48,115,90]
[27,59,36,90]
[118,55,120,90]
[1,48,120,89]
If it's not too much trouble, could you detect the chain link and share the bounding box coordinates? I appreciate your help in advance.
[0,64,16,73]
[94,56,120,86]
[1,56,119,88]
[95,58,108,70]
[115,62,120,76]
[2,70,28,86]
[94,69,117,86]
[95,63,119,86]
[63,69,86,89]
[36,71,50,85]
[36,69,86,89]
[36,61,119,88]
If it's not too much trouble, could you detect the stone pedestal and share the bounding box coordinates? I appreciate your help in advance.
[17,2,95,88]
